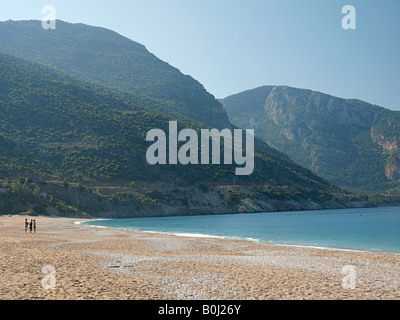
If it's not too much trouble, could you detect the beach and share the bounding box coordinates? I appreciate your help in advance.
[1,215,399,300]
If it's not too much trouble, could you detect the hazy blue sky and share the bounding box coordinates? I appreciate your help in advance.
[1,0,399,110]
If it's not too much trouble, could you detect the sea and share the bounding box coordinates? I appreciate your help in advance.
[80,206,400,254]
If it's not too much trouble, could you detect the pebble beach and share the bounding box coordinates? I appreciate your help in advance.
[1,215,399,300]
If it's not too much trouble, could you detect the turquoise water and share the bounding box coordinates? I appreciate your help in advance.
[82,206,400,254]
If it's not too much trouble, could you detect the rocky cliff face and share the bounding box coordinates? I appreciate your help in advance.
[370,119,400,182]
[385,154,400,181]
[371,124,400,151]
[221,85,400,192]
[37,181,373,218]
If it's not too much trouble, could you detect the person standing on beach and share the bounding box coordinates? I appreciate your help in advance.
[24,219,28,233]
[33,220,36,233]
[29,219,33,233]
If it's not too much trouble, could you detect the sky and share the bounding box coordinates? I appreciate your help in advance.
[1,0,400,110]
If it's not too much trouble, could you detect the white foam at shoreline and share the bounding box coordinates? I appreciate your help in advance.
[74,218,110,225]
[80,221,254,241]
[77,219,399,255]
[171,232,227,239]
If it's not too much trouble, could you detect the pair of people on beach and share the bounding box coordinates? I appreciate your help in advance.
[25,219,36,233]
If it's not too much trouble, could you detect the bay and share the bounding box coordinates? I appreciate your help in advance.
[82,206,400,254]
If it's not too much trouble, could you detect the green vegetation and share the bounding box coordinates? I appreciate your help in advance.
[226,190,246,204]
[0,21,373,216]
[0,51,347,216]
[221,85,400,193]
[0,20,230,129]
[0,178,82,216]
[0,52,335,190]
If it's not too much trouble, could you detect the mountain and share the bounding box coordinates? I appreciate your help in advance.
[221,85,400,193]
[0,21,372,217]
[0,19,229,129]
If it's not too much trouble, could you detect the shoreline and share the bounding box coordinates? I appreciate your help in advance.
[1,214,400,300]
[78,206,400,256]
[82,220,390,256]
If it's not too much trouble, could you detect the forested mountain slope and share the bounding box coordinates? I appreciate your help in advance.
[221,85,400,193]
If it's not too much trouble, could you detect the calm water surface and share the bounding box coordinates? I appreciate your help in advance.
[82,206,400,254]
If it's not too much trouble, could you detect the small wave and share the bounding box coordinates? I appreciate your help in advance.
[140,230,226,239]
[171,232,227,239]
[78,220,264,243]
[271,243,373,254]
[74,218,110,225]
[74,221,86,225]
[245,237,261,243]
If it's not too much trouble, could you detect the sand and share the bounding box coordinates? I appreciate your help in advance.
[0,215,399,300]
